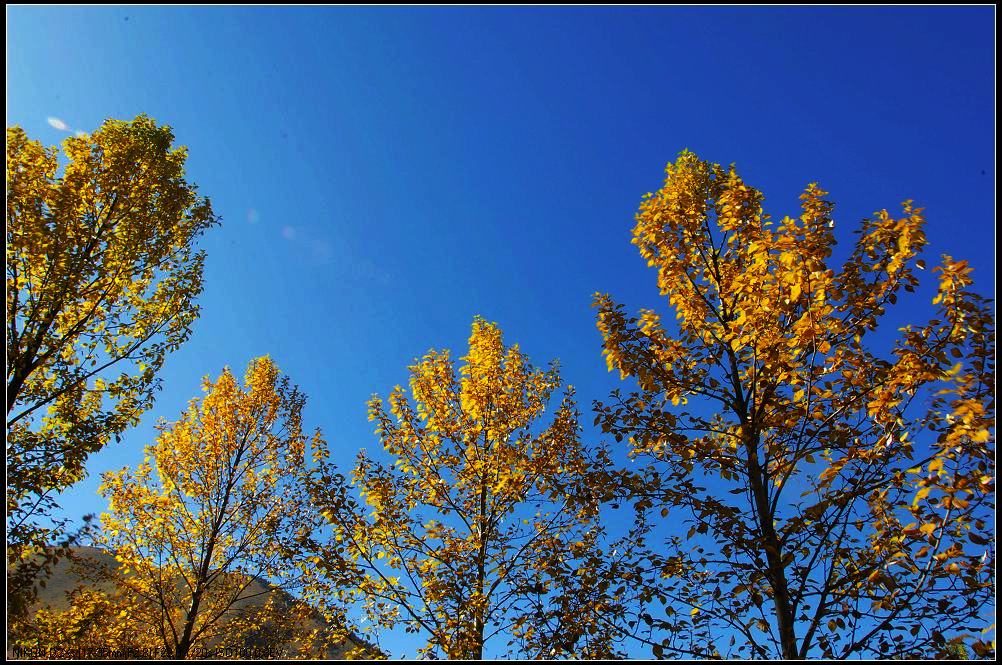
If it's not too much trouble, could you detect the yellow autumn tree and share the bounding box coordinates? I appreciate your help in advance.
[6,116,218,615]
[593,151,995,659]
[312,318,620,658]
[94,356,347,659]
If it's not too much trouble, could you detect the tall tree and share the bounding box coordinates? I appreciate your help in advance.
[6,116,218,614]
[94,356,345,659]
[593,151,995,659]
[312,318,618,658]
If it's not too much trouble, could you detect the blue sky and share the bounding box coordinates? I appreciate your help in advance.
[7,5,995,657]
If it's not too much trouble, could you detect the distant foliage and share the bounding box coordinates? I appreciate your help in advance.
[592,151,995,658]
[8,586,157,658]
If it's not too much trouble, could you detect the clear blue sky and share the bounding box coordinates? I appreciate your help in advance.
[7,5,995,657]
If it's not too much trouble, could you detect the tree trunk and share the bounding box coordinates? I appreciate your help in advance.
[745,431,799,659]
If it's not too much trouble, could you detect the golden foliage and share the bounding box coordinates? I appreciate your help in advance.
[312,318,617,658]
[94,357,341,659]
[594,151,994,659]
[9,586,158,658]
[6,116,218,611]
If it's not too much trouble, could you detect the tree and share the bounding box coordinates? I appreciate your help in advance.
[6,116,218,614]
[94,356,343,659]
[593,151,995,659]
[312,317,618,658]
